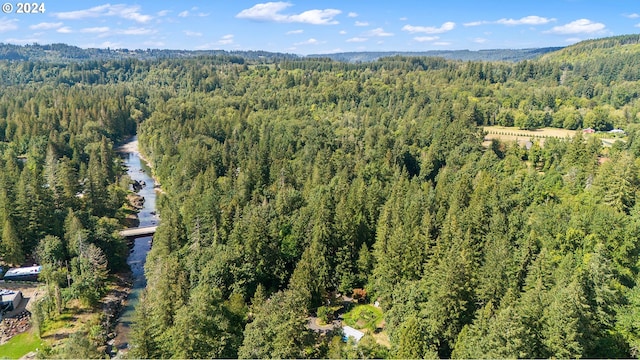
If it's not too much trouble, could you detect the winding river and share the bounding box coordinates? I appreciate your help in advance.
[114,136,158,354]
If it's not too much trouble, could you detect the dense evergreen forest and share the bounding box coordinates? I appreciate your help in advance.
[3,34,640,358]
[0,42,558,63]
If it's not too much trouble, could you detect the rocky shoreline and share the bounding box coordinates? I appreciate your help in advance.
[102,274,133,357]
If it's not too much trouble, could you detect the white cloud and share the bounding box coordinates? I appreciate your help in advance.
[157,10,170,17]
[184,30,202,37]
[236,2,289,21]
[57,26,73,34]
[294,38,323,45]
[30,22,63,30]
[219,34,234,45]
[348,12,358,18]
[464,21,489,27]
[355,21,369,26]
[565,37,582,43]
[399,17,408,21]
[178,10,189,17]
[402,22,455,34]
[414,36,439,42]
[364,27,393,37]
[53,4,152,23]
[473,37,487,43]
[339,30,347,35]
[236,2,341,25]
[0,18,18,33]
[434,41,451,46]
[496,16,555,25]
[118,27,155,35]
[547,19,606,34]
[81,27,110,33]
[346,37,367,42]
[289,9,341,25]
[286,29,303,34]
[625,13,640,19]
[635,23,640,28]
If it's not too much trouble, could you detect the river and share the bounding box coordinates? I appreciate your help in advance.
[113,136,158,355]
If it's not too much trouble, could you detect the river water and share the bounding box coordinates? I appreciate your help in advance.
[114,136,158,354]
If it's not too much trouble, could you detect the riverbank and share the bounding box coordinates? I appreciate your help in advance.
[111,136,160,357]
[117,138,165,195]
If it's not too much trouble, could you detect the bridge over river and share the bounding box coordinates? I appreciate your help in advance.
[119,225,158,239]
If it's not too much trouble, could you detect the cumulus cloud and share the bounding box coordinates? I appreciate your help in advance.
[402,22,455,34]
[466,16,554,27]
[0,18,18,33]
[413,36,439,42]
[364,27,393,37]
[624,13,640,18]
[294,38,323,45]
[53,4,152,23]
[184,30,203,37]
[178,8,209,17]
[237,2,341,25]
[30,22,63,30]
[547,19,606,34]
[118,27,156,35]
[219,34,234,45]
[346,37,367,42]
[339,30,347,35]
[348,12,358,18]
[157,10,170,17]
[355,21,369,26]
[57,26,73,34]
[286,29,304,34]
[496,16,555,25]
[81,27,110,33]
[464,21,489,27]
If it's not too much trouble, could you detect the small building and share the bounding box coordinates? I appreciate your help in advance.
[0,289,23,312]
[342,326,365,343]
[609,128,626,135]
[3,266,41,282]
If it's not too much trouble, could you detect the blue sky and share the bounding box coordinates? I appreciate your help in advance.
[0,1,639,54]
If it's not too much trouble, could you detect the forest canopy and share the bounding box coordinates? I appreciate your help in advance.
[3,35,640,358]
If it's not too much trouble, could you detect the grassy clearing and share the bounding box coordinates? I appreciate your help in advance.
[0,330,43,359]
[484,126,577,139]
[483,126,577,147]
[343,305,384,332]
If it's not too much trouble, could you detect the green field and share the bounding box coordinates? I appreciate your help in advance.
[0,331,43,360]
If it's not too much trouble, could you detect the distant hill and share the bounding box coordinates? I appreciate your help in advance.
[0,42,563,64]
[0,43,298,63]
[539,34,640,64]
[307,48,563,63]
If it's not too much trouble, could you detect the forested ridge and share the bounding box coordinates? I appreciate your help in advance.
[0,42,558,63]
[3,34,640,358]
